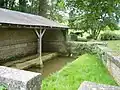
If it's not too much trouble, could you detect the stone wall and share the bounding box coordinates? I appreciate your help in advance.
[43,29,67,54]
[96,45,120,85]
[0,28,37,61]
[67,41,107,56]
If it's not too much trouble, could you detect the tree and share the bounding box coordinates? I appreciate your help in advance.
[48,0,67,23]
[0,0,16,10]
[66,0,120,39]
[0,0,66,24]
[8,0,16,10]
[28,0,39,14]
[19,0,28,12]
[38,0,48,17]
[0,0,5,8]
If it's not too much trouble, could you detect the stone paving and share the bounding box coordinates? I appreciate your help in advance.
[78,81,120,90]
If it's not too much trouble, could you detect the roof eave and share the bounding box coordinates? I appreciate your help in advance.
[0,23,69,30]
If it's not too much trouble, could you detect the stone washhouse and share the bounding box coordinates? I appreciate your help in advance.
[0,8,68,68]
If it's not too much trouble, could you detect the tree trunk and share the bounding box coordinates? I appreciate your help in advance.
[39,0,48,17]
[19,0,27,12]
[0,0,4,8]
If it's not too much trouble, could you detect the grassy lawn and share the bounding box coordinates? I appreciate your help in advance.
[42,54,117,90]
[107,40,120,51]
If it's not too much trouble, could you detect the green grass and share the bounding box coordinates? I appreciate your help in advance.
[42,54,117,90]
[107,40,120,51]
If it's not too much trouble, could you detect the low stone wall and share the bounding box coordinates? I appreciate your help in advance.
[0,66,41,90]
[67,41,107,56]
[78,81,120,90]
[96,45,120,85]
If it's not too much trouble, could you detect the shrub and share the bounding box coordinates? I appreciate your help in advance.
[100,32,120,40]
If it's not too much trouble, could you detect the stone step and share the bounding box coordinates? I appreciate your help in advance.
[3,54,39,67]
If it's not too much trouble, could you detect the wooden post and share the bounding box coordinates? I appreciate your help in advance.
[34,29,46,68]
[39,29,43,68]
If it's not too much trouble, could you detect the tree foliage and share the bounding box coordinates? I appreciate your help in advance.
[0,0,48,16]
[66,0,120,39]
[48,0,64,22]
[0,0,16,10]
[0,0,64,21]
[38,0,48,17]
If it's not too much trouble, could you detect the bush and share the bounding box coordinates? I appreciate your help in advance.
[100,32,120,40]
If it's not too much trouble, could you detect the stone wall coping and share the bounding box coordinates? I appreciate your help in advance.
[96,45,112,52]
[0,66,41,83]
[78,81,120,90]
[68,41,107,45]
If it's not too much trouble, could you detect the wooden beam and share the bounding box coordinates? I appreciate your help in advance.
[41,29,46,37]
[35,29,40,38]
[39,29,43,68]
[34,29,46,68]
[0,23,68,30]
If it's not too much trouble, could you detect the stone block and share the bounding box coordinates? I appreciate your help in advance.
[78,81,120,90]
[0,66,41,90]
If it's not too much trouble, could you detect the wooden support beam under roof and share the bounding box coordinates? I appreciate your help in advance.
[34,29,46,68]
[0,23,68,30]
